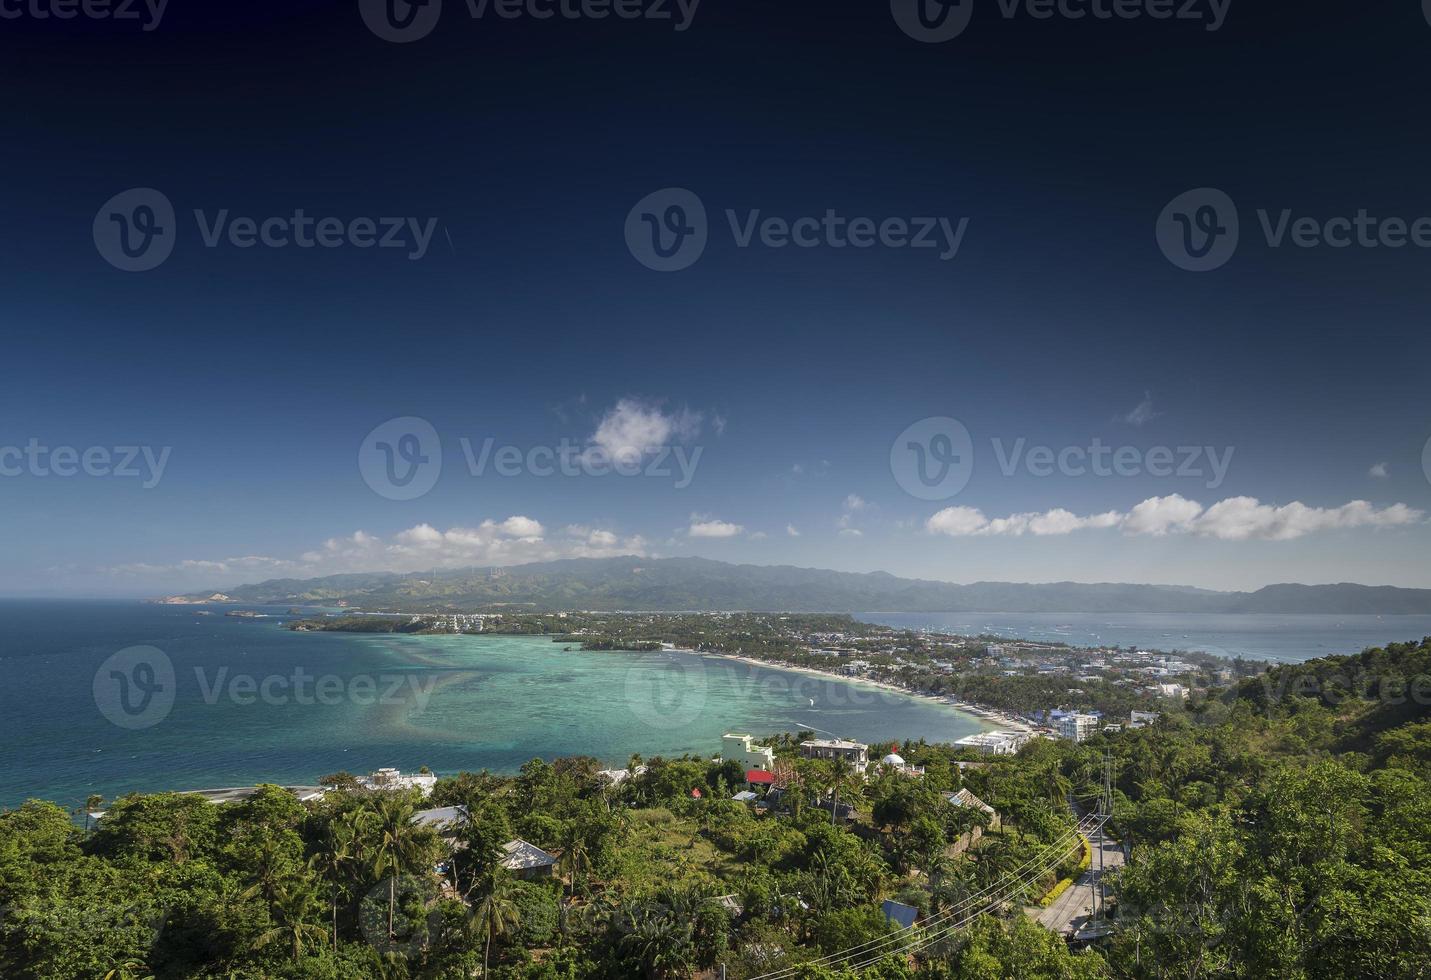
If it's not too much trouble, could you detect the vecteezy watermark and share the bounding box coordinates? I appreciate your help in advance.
[890,417,1235,499]
[0,0,169,31]
[891,417,975,501]
[358,416,704,500]
[0,439,171,488]
[360,417,444,501]
[358,874,442,958]
[93,645,441,730]
[1253,666,1431,717]
[94,188,444,272]
[459,436,702,487]
[359,0,700,44]
[890,0,1230,44]
[193,666,438,712]
[94,646,177,730]
[625,187,970,271]
[1158,187,1431,272]
[1422,435,1431,488]
[624,654,906,731]
[992,437,1233,489]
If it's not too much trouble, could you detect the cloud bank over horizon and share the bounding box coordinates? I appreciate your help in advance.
[926,495,1424,541]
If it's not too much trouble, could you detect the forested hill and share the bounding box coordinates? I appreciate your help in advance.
[1229,636,1431,754]
[165,556,1431,614]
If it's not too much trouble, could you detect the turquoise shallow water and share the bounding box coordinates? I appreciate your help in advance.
[0,601,987,809]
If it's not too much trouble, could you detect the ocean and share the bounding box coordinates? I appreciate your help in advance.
[0,600,985,809]
[7,601,1427,810]
[862,611,1431,663]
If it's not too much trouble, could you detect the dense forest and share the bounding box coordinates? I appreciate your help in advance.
[3,639,1429,978]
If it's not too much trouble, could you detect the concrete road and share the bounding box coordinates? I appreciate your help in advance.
[1029,821,1125,937]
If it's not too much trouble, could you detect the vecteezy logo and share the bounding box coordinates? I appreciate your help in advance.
[359,416,442,500]
[94,646,176,730]
[890,0,973,43]
[93,189,177,272]
[890,417,974,500]
[1156,188,1239,272]
[359,0,442,42]
[1422,435,1431,488]
[624,188,708,271]
[1425,0,1431,28]
[624,656,707,730]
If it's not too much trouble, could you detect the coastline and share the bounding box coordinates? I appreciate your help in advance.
[687,648,1032,734]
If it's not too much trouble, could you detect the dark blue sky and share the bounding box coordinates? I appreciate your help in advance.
[2,0,1430,595]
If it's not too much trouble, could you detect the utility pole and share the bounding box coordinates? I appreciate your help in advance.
[1092,752,1114,928]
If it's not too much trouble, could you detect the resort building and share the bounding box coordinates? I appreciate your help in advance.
[799,738,869,768]
[411,805,470,842]
[1057,713,1100,743]
[879,752,925,777]
[943,787,1001,851]
[953,730,1029,755]
[360,768,438,797]
[722,733,776,772]
[500,839,557,880]
[1129,710,1161,729]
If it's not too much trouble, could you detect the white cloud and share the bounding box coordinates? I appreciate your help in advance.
[927,494,1424,541]
[688,517,744,538]
[925,506,990,537]
[1122,494,1204,536]
[116,518,647,584]
[1192,497,1422,541]
[587,397,701,465]
[1369,462,1389,479]
[1118,391,1160,426]
[838,528,864,537]
[786,524,800,537]
[926,506,1121,538]
[836,493,870,534]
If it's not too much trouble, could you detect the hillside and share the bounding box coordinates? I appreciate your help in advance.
[162,556,1431,614]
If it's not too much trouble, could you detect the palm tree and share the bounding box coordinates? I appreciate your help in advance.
[469,876,521,979]
[558,828,590,901]
[252,880,328,963]
[309,819,356,949]
[240,836,295,908]
[620,904,696,979]
[366,796,429,939]
[1042,763,1073,806]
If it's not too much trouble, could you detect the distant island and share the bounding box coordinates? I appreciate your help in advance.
[156,555,1431,614]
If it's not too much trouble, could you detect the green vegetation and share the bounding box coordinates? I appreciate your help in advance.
[180,555,1431,613]
[3,639,1430,978]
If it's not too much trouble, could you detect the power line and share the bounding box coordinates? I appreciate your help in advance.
[749,814,1102,979]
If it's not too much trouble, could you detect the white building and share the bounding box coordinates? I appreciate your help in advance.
[1057,713,1099,743]
[1157,683,1188,700]
[800,738,869,768]
[1129,710,1161,729]
[722,733,776,772]
[359,768,437,797]
[954,730,1029,755]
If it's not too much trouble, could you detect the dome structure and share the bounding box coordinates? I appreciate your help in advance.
[881,752,906,767]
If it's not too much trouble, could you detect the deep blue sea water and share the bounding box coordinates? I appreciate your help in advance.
[0,600,986,809]
[862,611,1431,663]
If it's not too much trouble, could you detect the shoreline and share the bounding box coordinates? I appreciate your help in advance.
[686,648,1033,734]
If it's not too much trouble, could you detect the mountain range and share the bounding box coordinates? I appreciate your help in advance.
[164,556,1431,614]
